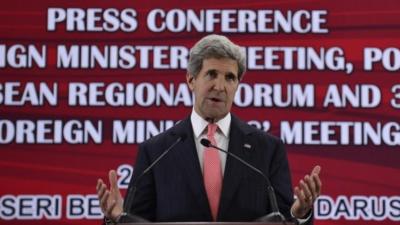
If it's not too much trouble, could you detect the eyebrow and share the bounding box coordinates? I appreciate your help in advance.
[206,69,237,77]
[225,71,237,77]
[206,69,217,74]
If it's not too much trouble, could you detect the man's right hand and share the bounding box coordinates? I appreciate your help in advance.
[96,170,124,221]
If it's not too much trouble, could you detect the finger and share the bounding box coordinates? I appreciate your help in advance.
[97,179,105,194]
[304,175,317,200]
[299,179,313,204]
[97,182,107,201]
[101,190,110,213]
[312,165,321,175]
[109,170,119,191]
[294,186,306,208]
[312,172,322,195]
[96,179,103,192]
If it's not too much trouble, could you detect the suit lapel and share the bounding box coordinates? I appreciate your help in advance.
[170,118,212,220]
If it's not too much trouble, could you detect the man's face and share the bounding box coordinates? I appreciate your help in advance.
[187,57,239,122]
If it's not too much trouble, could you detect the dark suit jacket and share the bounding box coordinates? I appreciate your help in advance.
[127,115,296,222]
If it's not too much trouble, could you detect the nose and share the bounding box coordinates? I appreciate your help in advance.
[213,75,225,91]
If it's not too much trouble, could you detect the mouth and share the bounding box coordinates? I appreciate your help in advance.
[207,97,224,104]
[210,97,222,102]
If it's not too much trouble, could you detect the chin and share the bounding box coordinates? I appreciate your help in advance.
[200,105,228,120]
[206,111,227,121]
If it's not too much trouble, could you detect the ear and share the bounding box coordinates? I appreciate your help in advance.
[186,73,195,91]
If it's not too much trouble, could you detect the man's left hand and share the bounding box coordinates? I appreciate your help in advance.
[291,165,322,219]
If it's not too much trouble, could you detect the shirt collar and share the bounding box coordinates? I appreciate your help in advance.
[190,109,231,138]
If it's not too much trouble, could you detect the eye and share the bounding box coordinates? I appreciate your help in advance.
[226,73,237,82]
[206,70,217,79]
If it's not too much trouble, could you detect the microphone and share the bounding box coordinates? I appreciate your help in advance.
[200,138,287,224]
[121,134,187,223]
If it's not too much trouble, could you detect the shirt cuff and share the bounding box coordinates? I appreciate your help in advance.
[291,209,312,224]
[104,212,126,225]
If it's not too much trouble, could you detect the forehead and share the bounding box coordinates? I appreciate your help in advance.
[201,58,238,76]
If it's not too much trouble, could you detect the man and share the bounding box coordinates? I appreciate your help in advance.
[97,34,322,224]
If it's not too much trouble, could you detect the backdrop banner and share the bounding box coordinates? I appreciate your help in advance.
[1,1,399,225]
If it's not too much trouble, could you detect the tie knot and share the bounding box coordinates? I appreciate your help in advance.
[207,123,218,137]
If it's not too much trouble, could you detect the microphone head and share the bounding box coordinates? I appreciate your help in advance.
[200,138,211,147]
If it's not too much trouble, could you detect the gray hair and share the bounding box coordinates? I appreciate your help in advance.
[187,34,246,80]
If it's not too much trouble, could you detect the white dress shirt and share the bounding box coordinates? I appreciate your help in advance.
[190,110,231,175]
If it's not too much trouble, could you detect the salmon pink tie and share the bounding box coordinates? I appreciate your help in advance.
[203,123,222,221]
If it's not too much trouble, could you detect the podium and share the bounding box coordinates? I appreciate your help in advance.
[116,213,297,225]
[119,222,296,225]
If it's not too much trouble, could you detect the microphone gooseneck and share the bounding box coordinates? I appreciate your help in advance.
[200,138,286,224]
